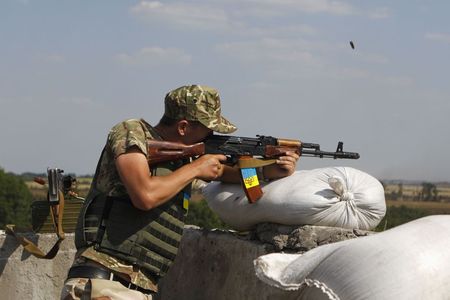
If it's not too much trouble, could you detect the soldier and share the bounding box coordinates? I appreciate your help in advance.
[61,85,299,299]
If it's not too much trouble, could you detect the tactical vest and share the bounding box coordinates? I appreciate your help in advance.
[75,122,191,278]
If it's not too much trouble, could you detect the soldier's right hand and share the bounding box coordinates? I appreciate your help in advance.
[191,154,227,181]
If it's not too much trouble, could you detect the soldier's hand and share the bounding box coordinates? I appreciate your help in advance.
[192,154,227,181]
[262,151,299,180]
[275,151,300,175]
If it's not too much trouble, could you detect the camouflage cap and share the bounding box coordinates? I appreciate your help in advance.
[164,85,237,134]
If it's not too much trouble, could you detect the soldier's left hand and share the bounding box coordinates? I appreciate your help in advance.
[275,151,300,175]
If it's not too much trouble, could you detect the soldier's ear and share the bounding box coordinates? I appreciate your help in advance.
[177,120,189,136]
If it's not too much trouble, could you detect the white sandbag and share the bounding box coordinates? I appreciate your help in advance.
[254,215,450,300]
[203,167,385,231]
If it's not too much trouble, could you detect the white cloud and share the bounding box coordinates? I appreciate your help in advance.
[129,1,390,38]
[216,36,402,87]
[368,7,391,19]
[216,38,318,65]
[242,24,318,38]
[425,32,450,43]
[243,1,392,20]
[216,37,389,78]
[130,1,230,31]
[244,0,356,15]
[129,0,358,33]
[229,0,356,18]
[116,47,192,66]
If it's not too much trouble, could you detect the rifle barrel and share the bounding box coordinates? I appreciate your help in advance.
[301,149,360,159]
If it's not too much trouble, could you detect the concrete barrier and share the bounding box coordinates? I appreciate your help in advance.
[0,231,75,300]
[0,225,371,299]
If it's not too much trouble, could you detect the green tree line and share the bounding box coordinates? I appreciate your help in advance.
[0,168,443,232]
[0,168,32,228]
[0,167,227,231]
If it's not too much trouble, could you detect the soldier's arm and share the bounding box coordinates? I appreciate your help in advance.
[115,147,226,210]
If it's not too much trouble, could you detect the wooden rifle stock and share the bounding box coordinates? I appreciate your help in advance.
[265,138,301,158]
[277,138,302,148]
[265,145,301,157]
[147,140,206,165]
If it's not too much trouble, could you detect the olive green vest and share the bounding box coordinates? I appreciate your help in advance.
[75,124,190,278]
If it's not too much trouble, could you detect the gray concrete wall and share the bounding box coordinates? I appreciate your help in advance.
[0,231,75,300]
[158,228,301,300]
[0,225,371,299]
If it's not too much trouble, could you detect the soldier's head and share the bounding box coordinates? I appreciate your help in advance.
[162,85,237,135]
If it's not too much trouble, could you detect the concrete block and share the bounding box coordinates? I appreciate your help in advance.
[0,225,371,299]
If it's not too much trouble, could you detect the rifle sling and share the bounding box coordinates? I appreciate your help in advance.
[6,191,66,260]
[237,158,276,169]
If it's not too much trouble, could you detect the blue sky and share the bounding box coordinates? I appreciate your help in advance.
[1,0,450,181]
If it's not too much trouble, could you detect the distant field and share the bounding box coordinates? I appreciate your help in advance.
[25,177,450,212]
[383,183,450,202]
[24,177,450,231]
[26,177,92,200]
[386,200,450,214]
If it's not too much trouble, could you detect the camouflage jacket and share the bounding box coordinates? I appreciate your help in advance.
[75,118,162,292]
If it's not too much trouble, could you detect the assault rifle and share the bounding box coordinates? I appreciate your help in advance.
[147,134,360,203]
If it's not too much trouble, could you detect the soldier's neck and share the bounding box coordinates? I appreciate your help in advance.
[154,123,181,143]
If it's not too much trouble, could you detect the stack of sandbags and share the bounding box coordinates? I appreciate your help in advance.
[254,215,450,300]
[203,167,386,231]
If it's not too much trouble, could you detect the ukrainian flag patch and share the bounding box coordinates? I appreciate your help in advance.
[183,192,190,211]
[240,168,260,189]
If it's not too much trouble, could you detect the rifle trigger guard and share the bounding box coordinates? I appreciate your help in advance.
[226,156,238,165]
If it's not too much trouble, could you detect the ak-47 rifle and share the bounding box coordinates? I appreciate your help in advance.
[147,134,360,203]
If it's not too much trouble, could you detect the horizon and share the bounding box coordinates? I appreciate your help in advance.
[9,169,450,185]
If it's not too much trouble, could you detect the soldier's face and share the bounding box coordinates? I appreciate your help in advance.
[182,121,213,145]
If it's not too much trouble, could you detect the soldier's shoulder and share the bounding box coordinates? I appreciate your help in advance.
[109,119,151,137]
[110,118,143,131]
